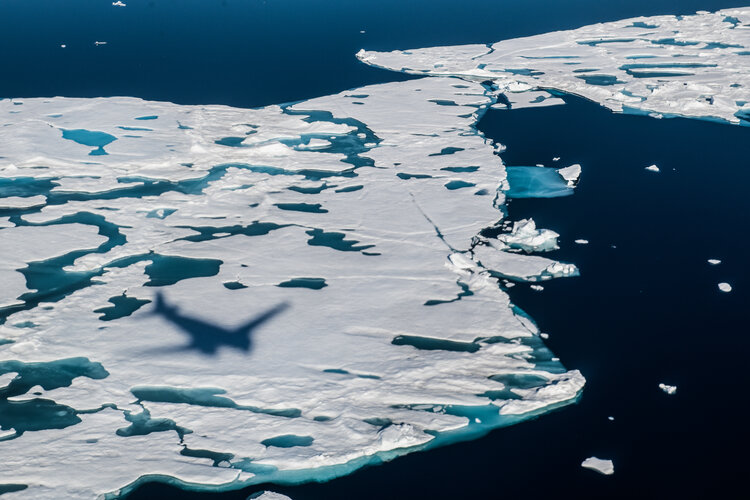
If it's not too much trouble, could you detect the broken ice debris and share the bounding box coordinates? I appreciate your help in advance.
[496,218,559,253]
[557,164,581,186]
[659,383,677,395]
[581,457,614,475]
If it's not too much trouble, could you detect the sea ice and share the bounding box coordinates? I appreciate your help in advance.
[574,239,589,245]
[708,259,722,265]
[0,77,584,498]
[581,457,615,475]
[659,383,677,395]
[357,7,750,126]
[718,282,733,292]
[645,164,660,172]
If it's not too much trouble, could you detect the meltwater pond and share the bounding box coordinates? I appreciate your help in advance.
[127,94,750,499]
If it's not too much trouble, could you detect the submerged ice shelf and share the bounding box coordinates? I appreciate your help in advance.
[0,78,583,497]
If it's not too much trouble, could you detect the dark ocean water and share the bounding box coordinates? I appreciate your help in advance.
[2,1,749,499]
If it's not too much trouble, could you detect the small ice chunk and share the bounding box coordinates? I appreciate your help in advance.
[530,284,544,291]
[60,44,66,48]
[496,218,559,252]
[707,259,721,265]
[581,457,614,475]
[574,239,589,245]
[112,1,126,6]
[251,493,293,500]
[659,383,677,395]
[540,333,549,339]
[608,416,615,421]
[557,164,581,186]
[718,282,732,293]
[95,41,107,46]
[552,157,560,161]
[645,164,660,172]
[360,30,366,34]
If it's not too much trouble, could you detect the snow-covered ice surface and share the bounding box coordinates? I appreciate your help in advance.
[581,457,615,475]
[0,79,584,498]
[357,8,750,126]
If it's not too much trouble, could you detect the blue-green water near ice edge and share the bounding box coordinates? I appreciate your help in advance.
[1,0,749,499]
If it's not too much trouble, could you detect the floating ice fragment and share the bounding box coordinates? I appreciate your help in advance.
[249,493,292,500]
[708,259,721,265]
[60,44,66,48]
[94,41,107,46]
[581,457,615,475]
[608,416,615,421]
[112,1,126,6]
[659,383,677,395]
[530,284,544,291]
[718,282,732,292]
[557,164,581,186]
[553,157,560,161]
[645,164,660,172]
[496,218,560,252]
[574,239,589,245]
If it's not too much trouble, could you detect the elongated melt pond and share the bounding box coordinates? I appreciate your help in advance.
[3,5,749,499]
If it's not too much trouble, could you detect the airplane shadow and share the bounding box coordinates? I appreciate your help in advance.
[144,291,290,356]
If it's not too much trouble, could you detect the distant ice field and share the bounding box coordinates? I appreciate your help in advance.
[2,5,749,499]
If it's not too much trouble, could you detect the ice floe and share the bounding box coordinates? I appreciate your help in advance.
[581,456,615,475]
[718,282,733,292]
[358,7,750,126]
[659,383,677,395]
[645,164,660,172]
[0,77,584,498]
[708,258,722,265]
[574,239,589,245]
